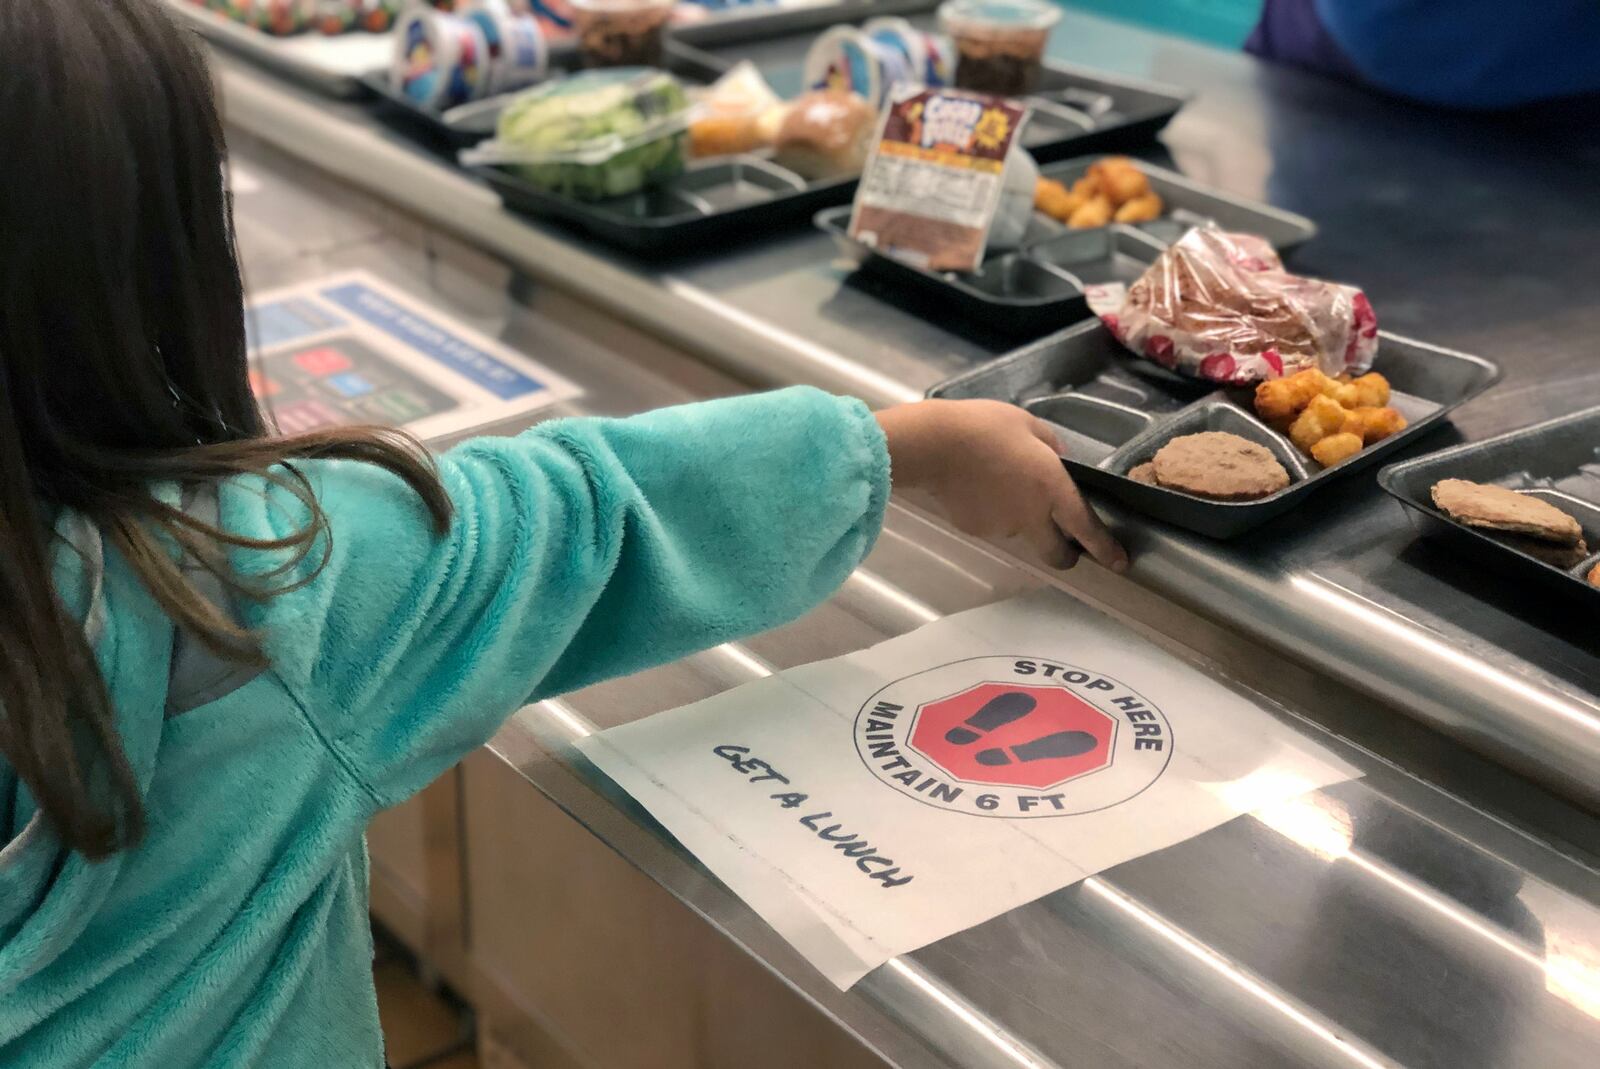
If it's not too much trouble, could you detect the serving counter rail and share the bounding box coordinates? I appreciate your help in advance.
[205,7,1600,1067]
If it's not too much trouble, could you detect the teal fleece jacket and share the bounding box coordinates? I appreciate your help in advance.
[0,388,890,1067]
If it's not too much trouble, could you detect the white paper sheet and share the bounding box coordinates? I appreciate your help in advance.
[578,590,1359,989]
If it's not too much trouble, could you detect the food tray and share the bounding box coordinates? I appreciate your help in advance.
[1378,406,1600,603]
[817,210,1165,336]
[1017,64,1192,164]
[362,42,730,152]
[816,156,1317,338]
[929,320,1501,538]
[162,0,392,99]
[474,154,852,254]
[722,39,1190,164]
[1038,157,1318,252]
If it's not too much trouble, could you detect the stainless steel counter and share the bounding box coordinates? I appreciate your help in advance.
[206,12,1600,820]
[225,130,1600,1068]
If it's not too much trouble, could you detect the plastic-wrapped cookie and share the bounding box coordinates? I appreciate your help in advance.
[1150,431,1290,502]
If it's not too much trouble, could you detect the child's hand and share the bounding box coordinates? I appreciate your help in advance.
[877,400,1129,573]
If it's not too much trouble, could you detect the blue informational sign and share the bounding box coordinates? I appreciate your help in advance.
[320,281,547,401]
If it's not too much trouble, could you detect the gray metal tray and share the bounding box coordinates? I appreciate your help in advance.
[1378,406,1600,602]
[816,155,1317,339]
[1039,156,1319,253]
[929,319,1501,538]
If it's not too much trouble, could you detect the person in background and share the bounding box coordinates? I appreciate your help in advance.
[0,2,1124,1066]
[1246,0,1600,109]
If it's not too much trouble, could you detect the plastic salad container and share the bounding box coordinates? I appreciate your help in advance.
[461,68,692,200]
[568,0,675,68]
[938,0,1062,96]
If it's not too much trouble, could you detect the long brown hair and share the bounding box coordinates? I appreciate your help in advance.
[0,0,452,859]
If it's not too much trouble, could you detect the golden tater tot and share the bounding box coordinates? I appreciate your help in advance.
[1255,368,1327,428]
[1067,195,1113,229]
[1113,192,1164,223]
[1311,432,1364,467]
[1098,165,1150,206]
[1335,372,1390,409]
[1289,394,1347,453]
[1342,406,1407,444]
[1071,175,1102,200]
[1033,178,1084,223]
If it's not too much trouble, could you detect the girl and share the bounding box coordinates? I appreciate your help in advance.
[0,2,1124,1065]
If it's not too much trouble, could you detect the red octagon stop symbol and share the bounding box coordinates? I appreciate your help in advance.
[908,682,1116,790]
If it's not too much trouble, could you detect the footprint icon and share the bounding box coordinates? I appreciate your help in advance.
[944,692,1037,746]
[976,730,1098,767]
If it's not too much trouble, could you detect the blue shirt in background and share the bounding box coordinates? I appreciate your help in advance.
[1248,0,1600,109]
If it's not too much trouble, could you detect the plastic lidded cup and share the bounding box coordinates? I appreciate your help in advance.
[938,0,1061,96]
[568,0,676,69]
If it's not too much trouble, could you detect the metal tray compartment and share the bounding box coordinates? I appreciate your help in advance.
[817,211,1165,335]
[816,154,1313,339]
[362,43,729,152]
[930,320,1501,538]
[1378,406,1600,603]
[475,155,848,255]
[1038,157,1318,253]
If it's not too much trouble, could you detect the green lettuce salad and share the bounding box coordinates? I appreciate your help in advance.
[482,68,691,200]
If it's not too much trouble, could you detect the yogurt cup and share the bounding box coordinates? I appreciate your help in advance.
[392,8,491,111]
[863,17,956,89]
[938,0,1060,96]
[465,3,550,95]
[568,0,674,68]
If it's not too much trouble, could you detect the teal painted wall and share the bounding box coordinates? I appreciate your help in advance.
[1057,0,1263,48]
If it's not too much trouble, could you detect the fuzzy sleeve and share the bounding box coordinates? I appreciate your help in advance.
[224,387,890,807]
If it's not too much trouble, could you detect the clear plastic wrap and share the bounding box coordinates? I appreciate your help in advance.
[1085,225,1379,385]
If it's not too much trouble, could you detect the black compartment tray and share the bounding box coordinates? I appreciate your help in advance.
[929,320,1501,539]
[1378,406,1600,603]
[473,155,853,255]
[817,212,1165,336]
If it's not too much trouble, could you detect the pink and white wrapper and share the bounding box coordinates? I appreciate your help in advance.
[1084,226,1379,386]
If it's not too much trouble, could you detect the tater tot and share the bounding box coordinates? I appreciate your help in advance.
[1345,405,1406,443]
[1113,192,1164,223]
[1071,175,1102,200]
[1335,372,1390,409]
[1255,368,1326,427]
[1311,432,1364,467]
[1034,178,1083,222]
[1289,394,1346,453]
[1097,164,1150,206]
[1068,195,1113,228]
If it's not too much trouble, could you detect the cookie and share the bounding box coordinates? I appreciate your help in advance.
[1430,480,1582,546]
[1150,431,1291,501]
[1128,462,1159,486]
[1490,532,1589,570]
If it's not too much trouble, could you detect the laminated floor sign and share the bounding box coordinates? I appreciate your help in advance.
[578,590,1360,989]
